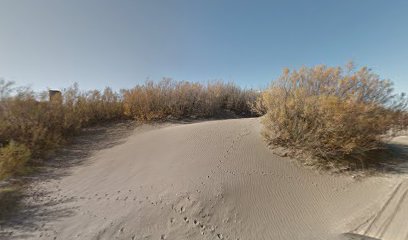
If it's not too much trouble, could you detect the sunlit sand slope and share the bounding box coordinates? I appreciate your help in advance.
[3,118,407,240]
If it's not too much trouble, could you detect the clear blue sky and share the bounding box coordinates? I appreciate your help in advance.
[0,0,407,92]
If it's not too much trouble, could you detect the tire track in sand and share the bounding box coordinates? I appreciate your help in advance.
[352,179,408,240]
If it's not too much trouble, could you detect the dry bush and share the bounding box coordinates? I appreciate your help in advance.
[0,141,31,179]
[0,79,258,180]
[261,64,408,166]
[122,79,258,122]
[57,84,125,135]
[0,81,125,180]
[0,91,63,156]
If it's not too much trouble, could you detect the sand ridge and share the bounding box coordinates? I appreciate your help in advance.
[1,118,406,240]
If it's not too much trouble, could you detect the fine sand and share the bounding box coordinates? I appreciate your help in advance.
[1,118,407,240]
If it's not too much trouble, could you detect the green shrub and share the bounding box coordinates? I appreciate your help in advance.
[261,64,408,165]
[0,141,31,180]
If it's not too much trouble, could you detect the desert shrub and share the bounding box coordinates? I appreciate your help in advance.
[0,81,125,170]
[261,64,408,164]
[0,78,258,179]
[0,92,63,156]
[0,141,31,180]
[122,79,259,122]
[58,84,125,134]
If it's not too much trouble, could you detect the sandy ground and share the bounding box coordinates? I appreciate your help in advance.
[1,118,407,240]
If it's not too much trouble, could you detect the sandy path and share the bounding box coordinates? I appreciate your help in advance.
[1,118,407,240]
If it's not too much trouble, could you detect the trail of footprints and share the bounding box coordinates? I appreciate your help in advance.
[23,126,253,240]
[168,193,234,240]
[216,127,251,170]
[96,192,234,240]
[32,186,236,240]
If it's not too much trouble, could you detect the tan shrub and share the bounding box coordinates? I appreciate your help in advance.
[0,79,258,179]
[122,79,258,122]
[261,64,408,164]
[0,141,31,180]
[0,81,125,160]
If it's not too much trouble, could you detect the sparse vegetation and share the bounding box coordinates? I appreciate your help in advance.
[2,65,406,178]
[260,64,408,168]
[122,79,258,121]
[0,80,125,180]
[0,141,31,179]
[0,79,258,180]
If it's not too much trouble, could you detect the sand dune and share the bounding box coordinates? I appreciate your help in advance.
[2,118,407,240]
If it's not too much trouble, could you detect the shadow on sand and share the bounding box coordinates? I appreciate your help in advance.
[0,120,136,239]
[354,141,408,175]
